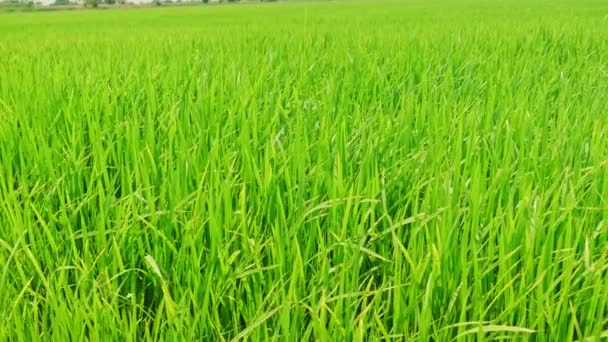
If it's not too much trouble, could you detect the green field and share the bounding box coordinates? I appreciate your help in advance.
[1,0,608,340]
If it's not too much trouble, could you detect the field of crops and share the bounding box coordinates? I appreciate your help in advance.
[1,0,608,340]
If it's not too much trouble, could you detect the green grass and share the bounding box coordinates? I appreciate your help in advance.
[1,0,608,340]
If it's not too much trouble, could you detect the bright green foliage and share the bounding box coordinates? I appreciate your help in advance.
[1,0,608,340]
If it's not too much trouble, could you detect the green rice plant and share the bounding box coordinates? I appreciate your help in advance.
[1,0,608,340]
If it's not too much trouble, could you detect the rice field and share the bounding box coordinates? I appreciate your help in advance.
[1,0,608,340]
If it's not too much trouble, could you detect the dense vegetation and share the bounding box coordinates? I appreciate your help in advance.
[1,0,608,340]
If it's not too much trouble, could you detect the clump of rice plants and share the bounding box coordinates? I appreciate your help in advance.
[1,0,608,340]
